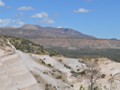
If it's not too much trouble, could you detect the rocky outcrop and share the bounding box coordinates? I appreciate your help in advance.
[0,37,42,90]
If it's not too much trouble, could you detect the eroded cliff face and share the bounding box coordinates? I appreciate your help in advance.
[0,37,120,90]
[31,38,120,49]
[0,37,41,90]
[0,37,74,90]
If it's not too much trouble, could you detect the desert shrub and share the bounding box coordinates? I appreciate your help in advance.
[56,75,62,79]
[101,74,106,78]
[41,60,46,65]
[58,59,62,62]
[64,64,71,69]
[47,64,53,67]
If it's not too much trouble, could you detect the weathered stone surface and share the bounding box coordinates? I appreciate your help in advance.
[0,38,42,90]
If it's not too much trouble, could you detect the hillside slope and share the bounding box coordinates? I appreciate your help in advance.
[31,38,120,49]
[0,37,42,90]
[0,36,120,90]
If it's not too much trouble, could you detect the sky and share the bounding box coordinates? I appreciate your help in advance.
[0,0,120,39]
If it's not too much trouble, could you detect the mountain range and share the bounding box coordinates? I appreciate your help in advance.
[0,24,120,50]
[0,24,95,39]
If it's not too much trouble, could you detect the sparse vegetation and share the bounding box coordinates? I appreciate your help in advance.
[79,85,85,90]
[41,60,46,65]
[101,74,106,78]
[46,47,120,62]
[56,75,62,79]
[64,64,71,69]
[2,35,46,54]
[47,63,53,67]
[86,60,101,90]
[0,35,59,56]
[58,59,62,62]
[45,84,57,90]
[71,70,86,77]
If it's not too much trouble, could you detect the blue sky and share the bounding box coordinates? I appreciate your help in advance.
[0,0,120,39]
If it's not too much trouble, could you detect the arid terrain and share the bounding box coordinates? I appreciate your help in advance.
[0,35,120,90]
[0,0,120,90]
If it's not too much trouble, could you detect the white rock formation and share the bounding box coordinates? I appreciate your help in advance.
[0,38,42,90]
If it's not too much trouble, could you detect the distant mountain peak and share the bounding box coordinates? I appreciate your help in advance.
[110,38,118,40]
[21,24,40,30]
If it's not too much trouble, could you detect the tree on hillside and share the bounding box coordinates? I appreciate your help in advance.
[86,59,101,90]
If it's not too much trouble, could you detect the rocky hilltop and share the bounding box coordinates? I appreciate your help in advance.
[0,36,120,90]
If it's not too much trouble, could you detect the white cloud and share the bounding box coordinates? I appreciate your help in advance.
[0,19,10,26]
[0,19,24,27]
[74,8,91,13]
[58,26,67,28]
[15,20,24,26]
[32,12,55,24]
[0,0,5,7]
[18,6,34,11]
[58,26,63,28]
[42,19,55,24]
[31,12,48,18]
